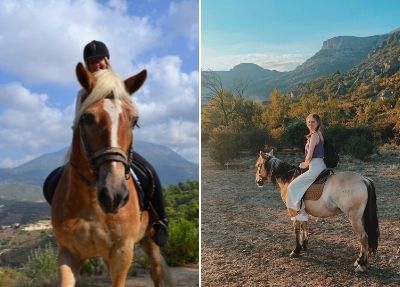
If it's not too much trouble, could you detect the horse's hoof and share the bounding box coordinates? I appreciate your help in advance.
[289,251,300,258]
[354,265,366,273]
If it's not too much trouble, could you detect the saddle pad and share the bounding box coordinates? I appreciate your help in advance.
[303,183,324,201]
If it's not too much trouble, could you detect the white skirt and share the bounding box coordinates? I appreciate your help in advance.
[286,158,326,211]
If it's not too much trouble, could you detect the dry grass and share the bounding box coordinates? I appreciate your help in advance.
[201,148,400,286]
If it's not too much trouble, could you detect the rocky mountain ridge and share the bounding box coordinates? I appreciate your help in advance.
[202,30,396,101]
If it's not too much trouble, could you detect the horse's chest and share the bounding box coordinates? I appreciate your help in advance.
[60,218,127,255]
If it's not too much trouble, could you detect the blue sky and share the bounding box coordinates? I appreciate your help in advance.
[0,0,199,167]
[202,0,400,71]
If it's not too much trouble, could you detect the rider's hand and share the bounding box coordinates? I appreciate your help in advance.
[299,162,307,169]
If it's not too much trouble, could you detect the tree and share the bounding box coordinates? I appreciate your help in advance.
[208,125,240,166]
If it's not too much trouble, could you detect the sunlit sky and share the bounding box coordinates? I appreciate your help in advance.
[202,0,400,71]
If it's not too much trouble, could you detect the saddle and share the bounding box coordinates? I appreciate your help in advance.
[303,169,334,201]
[42,161,154,210]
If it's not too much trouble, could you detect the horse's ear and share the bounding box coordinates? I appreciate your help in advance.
[125,69,147,95]
[270,149,274,156]
[76,62,96,93]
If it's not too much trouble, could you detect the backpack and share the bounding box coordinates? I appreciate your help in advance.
[323,138,339,168]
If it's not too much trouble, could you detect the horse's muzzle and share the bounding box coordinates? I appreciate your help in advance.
[98,184,129,214]
[256,179,265,187]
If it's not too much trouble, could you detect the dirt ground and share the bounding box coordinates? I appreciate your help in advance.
[84,265,199,286]
[201,148,400,286]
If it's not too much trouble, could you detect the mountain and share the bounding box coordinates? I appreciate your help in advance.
[202,63,284,102]
[202,31,392,101]
[284,35,386,86]
[292,30,400,100]
[0,140,198,202]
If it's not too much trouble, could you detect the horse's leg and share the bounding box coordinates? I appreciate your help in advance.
[142,236,174,287]
[348,210,368,272]
[289,220,302,257]
[300,221,308,251]
[107,245,134,287]
[58,247,83,287]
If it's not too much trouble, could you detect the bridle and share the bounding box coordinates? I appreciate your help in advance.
[79,119,133,176]
[256,155,268,183]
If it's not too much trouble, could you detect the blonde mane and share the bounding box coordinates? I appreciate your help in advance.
[73,69,135,128]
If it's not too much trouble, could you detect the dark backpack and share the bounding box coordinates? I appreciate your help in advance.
[323,138,339,168]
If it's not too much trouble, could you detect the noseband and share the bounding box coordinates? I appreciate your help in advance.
[79,120,132,176]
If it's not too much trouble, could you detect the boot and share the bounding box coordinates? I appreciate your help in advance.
[152,219,169,247]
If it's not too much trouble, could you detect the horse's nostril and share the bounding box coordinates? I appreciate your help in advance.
[98,187,113,212]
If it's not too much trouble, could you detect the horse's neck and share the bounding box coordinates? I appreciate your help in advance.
[272,160,300,204]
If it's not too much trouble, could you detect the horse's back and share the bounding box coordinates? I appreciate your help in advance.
[305,171,369,217]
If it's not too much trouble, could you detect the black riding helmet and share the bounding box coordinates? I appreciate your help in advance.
[83,40,110,61]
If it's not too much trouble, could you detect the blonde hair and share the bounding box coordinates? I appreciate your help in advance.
[306,113,322,139]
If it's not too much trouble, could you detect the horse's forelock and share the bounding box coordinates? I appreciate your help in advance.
[73,69,136,128]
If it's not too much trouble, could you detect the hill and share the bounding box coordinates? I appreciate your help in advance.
[0,140,198,203]
[292,30,400,102]
[202,31,392,101]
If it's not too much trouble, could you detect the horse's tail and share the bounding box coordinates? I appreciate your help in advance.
[362,177,379,254]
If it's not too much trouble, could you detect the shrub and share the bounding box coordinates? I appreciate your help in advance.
[324,125,352,152]
[163,218,198,266]
[23,243,58,286]
[239,127,270,154]
[0,267,28,287]
[282,119,308,149]
[80,257,106,276]
[343,127,375,160]
[208,126,240,166]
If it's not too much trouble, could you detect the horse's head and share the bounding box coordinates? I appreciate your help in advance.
[255,149,274,187]
[75,63,147,213]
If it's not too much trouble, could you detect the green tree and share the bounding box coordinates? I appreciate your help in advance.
[208,125,240,166]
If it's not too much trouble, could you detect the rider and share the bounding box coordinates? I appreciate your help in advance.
[45,40,168,246]
[286,113,326,221]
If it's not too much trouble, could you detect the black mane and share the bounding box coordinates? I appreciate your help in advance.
[268,157,302,183]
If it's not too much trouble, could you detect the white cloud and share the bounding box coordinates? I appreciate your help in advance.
[136,55,199,125]
[135,120,199,163]
[0,155,36,168]
[202,48,308,71]
[162,0,199,50]
[133,55,199,162]
[0,82,73,166]
[0,0,160,84]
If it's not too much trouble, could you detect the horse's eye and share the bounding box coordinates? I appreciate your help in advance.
[81,113,96,126]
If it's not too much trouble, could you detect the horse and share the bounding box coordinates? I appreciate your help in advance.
[51,63,174,287]
[255,150,379,272]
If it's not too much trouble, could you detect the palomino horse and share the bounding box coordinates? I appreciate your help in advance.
[51,63,174,287]
[255,150,379,272]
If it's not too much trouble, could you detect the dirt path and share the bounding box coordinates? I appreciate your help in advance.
[124,266,198,286]
[79,266,198,286]
[201,149,400,286]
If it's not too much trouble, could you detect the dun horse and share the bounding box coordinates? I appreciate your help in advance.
[51,63,174,287]
[255,150,379,272]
